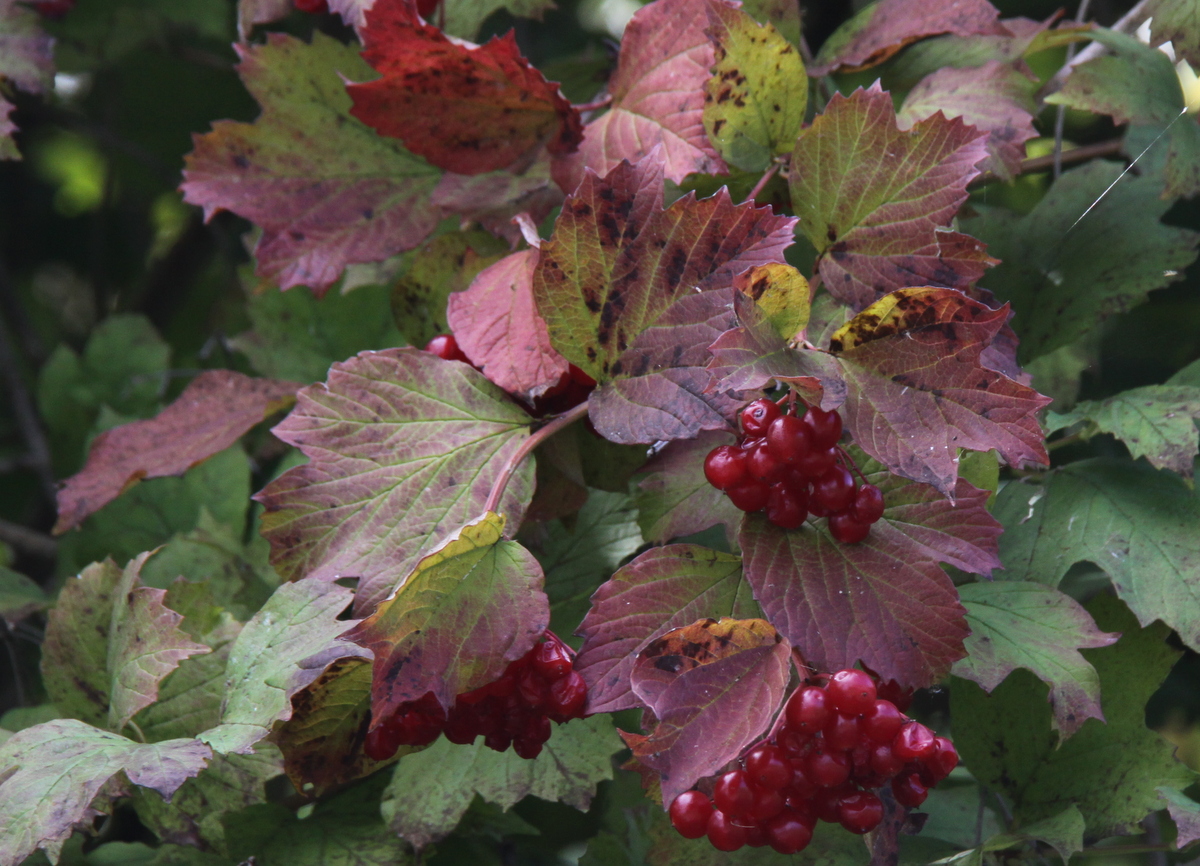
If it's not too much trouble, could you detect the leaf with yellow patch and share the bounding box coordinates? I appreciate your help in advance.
[733,263,810,342]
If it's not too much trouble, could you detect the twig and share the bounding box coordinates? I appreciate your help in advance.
[0,518,58,559]
[1047,0,1152,91]
[0,312,57,503]
[1079,843,1174,856]
[747,162,782,203]
[967,138,1125,189]
[482,400,591,515]
[2,622,26,708]
[573,94,613,113]
[1046,431,1087,452]
[1054,0,1094,179]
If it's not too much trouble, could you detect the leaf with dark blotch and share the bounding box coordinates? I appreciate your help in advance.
[953,581,1118,737]
[341,512,548,720]
[897,60,1038,181]
[0,720,212,866]
[534,153,796,381]
[255,348,534,614]
[1046,385,1200,478]
[347,0,582,175]
[788,85,993,310]
[575,545,761,713]
[829,287,1050,495]
[447,249,570,401]
[740,462,1001,687]
[589,289,746,444]
[733,263,810,341]
[810,0,1006,75]
[623,617,790,806]
[635,432,744,547]
[55,371,298,534]
[552,0,729,191]
[181,33,442,294]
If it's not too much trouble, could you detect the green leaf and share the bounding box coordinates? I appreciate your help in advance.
[1145,0,1200,66]
[935,805,1086,866]
[341,512,548,719]
[198,579,360,755]
[441,0,556,40]
[1046,384,1200,478]
[702,2,806,172]
[1158,785,1200,848]
[953,581,1117,737]
[960,157,1200,363]
[994,458,1200,649]
[382,714,619,849]
[0,719,212,866]
[951,596,1197,837]
[634,432,743,548]
[0,566,48,627]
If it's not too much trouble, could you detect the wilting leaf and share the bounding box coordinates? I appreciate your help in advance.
[256,348,534,613]
[181,33,442,293]
[347,0,581,175]
[55,371,297,533]
[341,513,548,719]
[788,86,993,309]
[953,581,1118,737]
[575,545,760,713]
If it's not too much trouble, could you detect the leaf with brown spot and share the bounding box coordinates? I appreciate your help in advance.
[733,262,810,341]
[624,617,790,806]
[347,0,582,175]
[55,371,298,534]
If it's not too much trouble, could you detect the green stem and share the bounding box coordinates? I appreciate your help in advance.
[483,400,591,516]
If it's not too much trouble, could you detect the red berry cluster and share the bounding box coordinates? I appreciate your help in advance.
[364,631,588,762]
[30,0,76,17]
[668,669,957,853]
[704,398,884,543]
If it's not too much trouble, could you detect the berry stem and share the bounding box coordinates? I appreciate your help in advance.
[483,399,591,516]
[836,446,870,485]
[746,161,782,203]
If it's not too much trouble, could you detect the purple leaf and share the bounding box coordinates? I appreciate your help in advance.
[634,432,745,546]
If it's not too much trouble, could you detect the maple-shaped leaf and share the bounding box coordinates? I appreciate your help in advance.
[236,0,290,39]
[341,512,548,720]
[634,432,745,546]
[255,348,534,614]
[346,0,582,176]
[810,0,1007,75]
[897,60,1038,181]
[533,153,795,382]
[54,371,298,534]
[574,545,760,714]
[702,1,807,173]
[588,289,747,443]
[1145,0,1200,67]
[0,720,212,866]
[740,457,1001,687]
[446,249,570,400]
[788,85,993,310]
[829,287,1050,495]
[551,0,729,191]
[953,581,1118,737]
[181,32,442,293]
[623,617,790,806]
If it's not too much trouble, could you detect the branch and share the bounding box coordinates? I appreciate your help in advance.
[0,518,58,559]
[0,310,57,503]
[967,138,1125,189]
[483,400,591,515]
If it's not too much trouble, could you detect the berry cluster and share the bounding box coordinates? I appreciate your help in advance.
[704,398,884,543]
[668,669,957,854]
[364,631,588,762]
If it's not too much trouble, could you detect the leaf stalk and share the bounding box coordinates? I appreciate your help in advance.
[483,399,592,516]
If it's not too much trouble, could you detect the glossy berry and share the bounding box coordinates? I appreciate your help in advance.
[806,747,851,788]
[862,699,906,744]
[806,405,843,449]
[745,744,792,791]
[669,791,714,839]
[795,445,838,477]
[823,712,861,751]
[531,635,573,681]
[746,785,786,821]
[891,771,929,807]
[424,333,470,363]
[766,484,807,529]
[704,445,747,490]
[766,414,812,464]
[726,479,770,512]
[747,443,785,484]
[893,721,937,762]
[707,810,748,851]
[785,686,832,734]
[812,465,856,514]
[829,512,871,544]
[921,737,959,785]
[838,791,883,834]
[868,742,905,778]
[765,810,813,854]
[826,668,878,716]
[740,398,780,436]
[713,769,756,818]
[547,671,587,721]
[852,483,886,523]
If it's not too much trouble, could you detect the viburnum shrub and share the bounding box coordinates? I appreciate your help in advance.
[3,0,1200,863]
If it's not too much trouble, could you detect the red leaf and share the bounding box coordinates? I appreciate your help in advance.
[574,545,759,713]
[551,0,728,191]
[788,85,994,309]
[54,371,298,534]
[625,617,790,806]
[829,287,1050,495]
[809,0,1007,75]
[739,468,1001,687]
[447,249,570,400]
[347,0,582,175]
[431,160,562,247]
[533,153,796,382]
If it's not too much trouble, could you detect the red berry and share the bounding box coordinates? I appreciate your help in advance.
[891,772,929,807]
[766,483,808,529]
[484,730,512,752]
[838,791,883,834]
[787,759,820,799]
[745,824,769,847]
[704,445,748,490]
[862,699,906,744]
[516,667,548,709]
[707,810,748,851]
[569,365,597,388]
[806,405,843,449]
[785,686,832,734]
[415,0,439,16]
[31,0,75,17]
[806,747,851,788]
[547,671,587,721]
[778,727,812,757]
[669,791,714,839]
[713,769,755,818]
[424,333,470,363]
[531,634,574,681]
[746,785,786,821]
[513,736,544,759]
[876,678,915,712]
[740,398,780,436]
[868,743,905,778]
[764,809,814,854]
[851,483,886,523]
[920,736,959,786]
[364,718,402,761]
[813,784,854,823]
[726,479,770,512]
[747,443,786,484]
[745,744,792,790]
[795,445,838,477]
[823,712,862,751]
[766,414,813,464]
[826,669,878,716]
[829,512,871,544]
[812,466,856,514]
[893,722,937,761]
